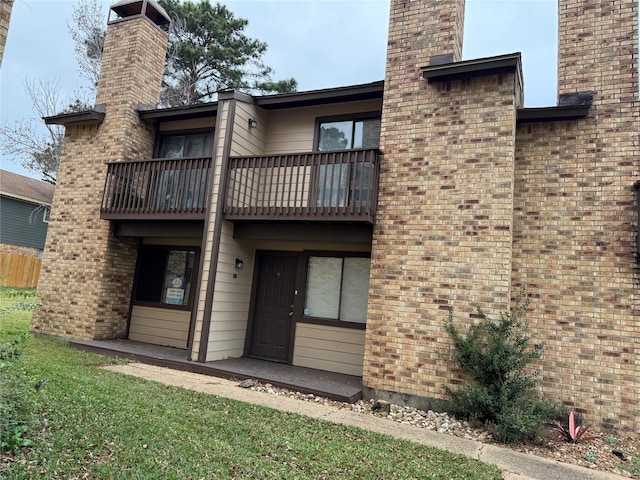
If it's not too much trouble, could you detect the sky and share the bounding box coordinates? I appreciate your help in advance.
[0,0,558,179]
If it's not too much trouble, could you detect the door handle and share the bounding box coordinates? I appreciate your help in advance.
[289,311,294,317]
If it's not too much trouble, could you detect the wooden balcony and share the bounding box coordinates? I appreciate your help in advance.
[224,149,380,223]
[101,157,211,220]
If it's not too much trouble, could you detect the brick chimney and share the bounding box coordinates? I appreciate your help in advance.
[365,0,522,404]
[32,0,170,340]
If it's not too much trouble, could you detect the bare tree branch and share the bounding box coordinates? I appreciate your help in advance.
[68,0,106,87]
[0,78,66,184]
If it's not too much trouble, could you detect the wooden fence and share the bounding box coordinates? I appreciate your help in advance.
[0,252,42,288]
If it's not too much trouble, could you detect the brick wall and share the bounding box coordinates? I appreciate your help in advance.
[32,16,168,340]
[366,0,639,431]
[365,0,522,401]
[512,0,639,431]
[0,0,12,68]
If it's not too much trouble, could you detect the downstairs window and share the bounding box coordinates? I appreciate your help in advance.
[304,255,371,324]
[133,246,198,309]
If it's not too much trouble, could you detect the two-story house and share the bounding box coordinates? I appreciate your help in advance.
[33,0,639,432]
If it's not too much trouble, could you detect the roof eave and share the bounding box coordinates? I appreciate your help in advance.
[138,102,218,122]
[44,104,106,126]
[254,81,384,110]
[421,53,522,82]
[517,105,591,123]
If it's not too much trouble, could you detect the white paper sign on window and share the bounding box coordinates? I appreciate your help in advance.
[166,277,185,305]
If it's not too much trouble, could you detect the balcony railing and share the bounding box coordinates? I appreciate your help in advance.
[224,149,380,222]
[101,157,211,220]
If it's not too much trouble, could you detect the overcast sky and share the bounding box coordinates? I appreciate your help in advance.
[0,0,557,179]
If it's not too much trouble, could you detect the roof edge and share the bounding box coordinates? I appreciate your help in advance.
[44,104,106,126]
[138,102,218,122]
[255,81,384,110]
[421,52,522,82]
[1,191,53,206]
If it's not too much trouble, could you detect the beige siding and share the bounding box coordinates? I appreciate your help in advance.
[129,305,190,349]
[159,118,215,132]
[192,100,231,360]
[264,99,382,155]
[204,221,255,361]
[231,101,267,156]
[198,96,380,362]
[293,323,365,376]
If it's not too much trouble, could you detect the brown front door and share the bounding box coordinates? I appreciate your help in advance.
[249,254,297,362]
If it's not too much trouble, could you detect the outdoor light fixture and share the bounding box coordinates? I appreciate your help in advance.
[235,258,244,270]
[248,118,258,129]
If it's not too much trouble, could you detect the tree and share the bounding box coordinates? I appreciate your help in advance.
[68,0,106,87]
[159,0,297,106]
[2,0,297,182]
[0,79,88,184]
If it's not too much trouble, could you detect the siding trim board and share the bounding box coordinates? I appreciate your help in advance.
[198,99,237,362]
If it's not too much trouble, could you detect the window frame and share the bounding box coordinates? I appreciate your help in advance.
[297,250,371,330]
[131,244,201,311]
[312,112,381,152]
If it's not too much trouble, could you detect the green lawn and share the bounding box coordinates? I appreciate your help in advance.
[1,287,502,479]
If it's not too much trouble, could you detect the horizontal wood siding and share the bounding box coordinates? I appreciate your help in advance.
[129,305,190,349]
[231,102,267,157]
[192,100,231,360]
[264,99,382,155]
[0,197,49,250]
[293,323,365,376]
[158,118,215,132]
[205,221,255,361]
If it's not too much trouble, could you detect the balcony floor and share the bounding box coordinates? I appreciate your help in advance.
[70,339,362,403]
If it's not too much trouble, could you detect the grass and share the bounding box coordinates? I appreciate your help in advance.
[1,287,503,479]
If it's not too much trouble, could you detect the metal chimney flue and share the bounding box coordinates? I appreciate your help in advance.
[108,0,170,28]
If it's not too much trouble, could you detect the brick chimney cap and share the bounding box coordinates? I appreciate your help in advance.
[110,0,170,27]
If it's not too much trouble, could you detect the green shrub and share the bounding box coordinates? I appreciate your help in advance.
[444,289,561,443]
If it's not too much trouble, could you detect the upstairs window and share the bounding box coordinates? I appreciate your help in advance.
[154,130,213,210]
[314,113,380,208]
[316,115,381,152]
[158,131,213,158]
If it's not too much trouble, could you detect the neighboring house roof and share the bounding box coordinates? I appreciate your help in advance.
[0,169,54,205]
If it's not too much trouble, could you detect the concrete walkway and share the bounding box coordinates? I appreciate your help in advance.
[104,362,625,480]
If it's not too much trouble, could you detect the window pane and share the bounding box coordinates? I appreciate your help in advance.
[318,121,353,151]
[305,256,342,318]
[349,163,373,206]
[135,248,167,303]
[134,247,196,307]
[317,164,349,207]
[184,133,211,157]
[340,258,371,323]
[163,250,195,305]
[353,121,364,149]
[360,118,381,149]
[160,136,185,158]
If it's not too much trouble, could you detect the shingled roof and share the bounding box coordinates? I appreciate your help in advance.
[0,169,54,205]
